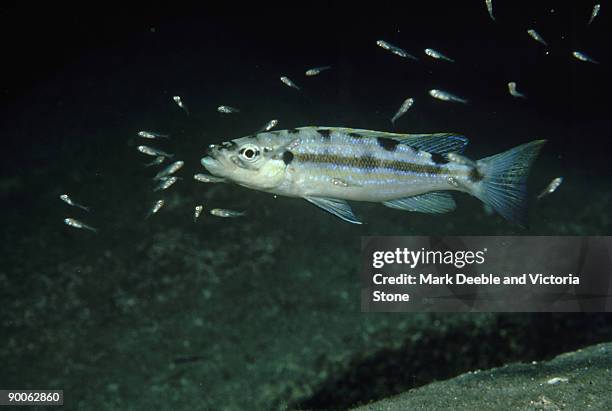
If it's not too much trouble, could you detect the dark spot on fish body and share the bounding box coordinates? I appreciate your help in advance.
[348,133,364,139]
[287,129,300,134]
[469,167,484,182]
[283,150,294,165]
[317,129,331,139]
[431,153,449,164]
[377,137,400,152]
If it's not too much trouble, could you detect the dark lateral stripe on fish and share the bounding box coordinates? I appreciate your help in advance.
[295,152,447,175]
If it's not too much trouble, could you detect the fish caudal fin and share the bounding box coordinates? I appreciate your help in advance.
[471,140,546,226]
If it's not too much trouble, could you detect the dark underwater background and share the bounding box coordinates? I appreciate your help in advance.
[1,1,611,410]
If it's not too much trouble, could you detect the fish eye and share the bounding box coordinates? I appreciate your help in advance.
[239,145,260,161]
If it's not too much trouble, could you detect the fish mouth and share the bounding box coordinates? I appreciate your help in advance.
[200,155,221,169]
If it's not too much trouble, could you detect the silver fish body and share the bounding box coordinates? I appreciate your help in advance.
[60,194,90,211]
[280,76,300,90]
[138,131,170,139]
[218,105,240,113]
[210,208,245,218]
[572,51,599,64]
[588,4,600,25]
[537,177,563,199]
[153,176,179,191]
[508,82,527,98]
[173,95,189,115]
[429,89,468,104]
[259,119,279,132]
[154,161,184,180]
[144,156,166,167]
[391,98,414,124]
[485,0,495,21]
[305,66,331,76]
[64,217,97,232]
[527,29,548,47]
[201,127,545,225]
[138,145,174,158]
[147,199,165,218]
[193,173,226,183]
[194,205,203,221]
[376,40,418,60]
[424,48,455,63]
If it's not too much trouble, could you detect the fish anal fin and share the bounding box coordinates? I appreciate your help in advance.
[304,197,362,224]
[383,192,456,214]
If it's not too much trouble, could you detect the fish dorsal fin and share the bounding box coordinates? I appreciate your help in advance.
[383,192,456,214]
[304,196,363,224]
[297,127,468,154]
[397,133,468,154]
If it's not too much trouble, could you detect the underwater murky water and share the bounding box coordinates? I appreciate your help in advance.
[1,2,611,410]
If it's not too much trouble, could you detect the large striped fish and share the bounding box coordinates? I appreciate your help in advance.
[200,127,545,225]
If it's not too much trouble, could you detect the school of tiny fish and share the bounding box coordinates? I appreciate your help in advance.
[59,2,605,233]
[61,194,95,233]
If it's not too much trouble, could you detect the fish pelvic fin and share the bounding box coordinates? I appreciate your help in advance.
[470,140,546,227]
[304,197,362,224]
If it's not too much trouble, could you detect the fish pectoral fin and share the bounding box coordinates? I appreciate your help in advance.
[398,133,469,155]
[382,192,456,214]
[304,196,363,224]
